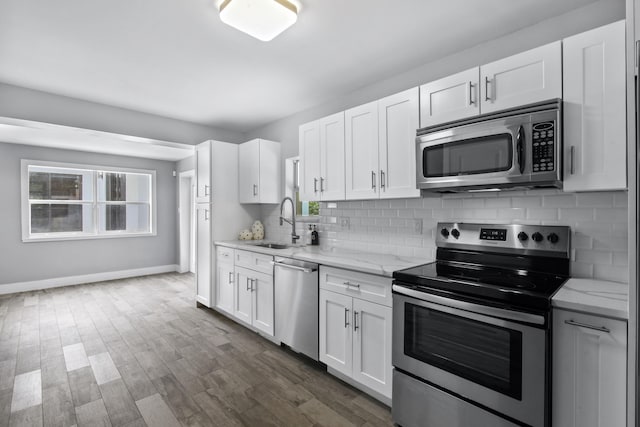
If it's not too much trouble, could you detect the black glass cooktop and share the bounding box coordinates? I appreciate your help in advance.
[393,260,569,311]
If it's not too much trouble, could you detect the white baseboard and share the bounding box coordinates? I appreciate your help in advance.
[0,264,180,295]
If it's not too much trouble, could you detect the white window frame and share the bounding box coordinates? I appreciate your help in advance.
[21,159,157,242]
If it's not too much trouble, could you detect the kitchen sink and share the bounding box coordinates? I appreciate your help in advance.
[256,243,290,249]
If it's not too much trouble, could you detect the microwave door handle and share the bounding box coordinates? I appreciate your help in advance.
[516,125,525,174]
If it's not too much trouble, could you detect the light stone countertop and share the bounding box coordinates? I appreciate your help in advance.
[552,278,629,320]
[215,240,428,277]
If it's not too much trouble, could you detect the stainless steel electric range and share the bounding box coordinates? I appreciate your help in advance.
[392,222,571,427]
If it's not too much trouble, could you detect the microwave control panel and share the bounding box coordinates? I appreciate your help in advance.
[532,121,555,173]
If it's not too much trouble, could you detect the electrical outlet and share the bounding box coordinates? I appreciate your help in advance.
[413,218,423,234]
[340,217,350,229]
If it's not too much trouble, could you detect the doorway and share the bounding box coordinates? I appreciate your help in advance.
[178,170,196,274]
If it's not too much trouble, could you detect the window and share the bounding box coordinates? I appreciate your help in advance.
[290,158,319,217]
[22,160,156,241]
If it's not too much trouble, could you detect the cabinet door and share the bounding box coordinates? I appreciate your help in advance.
[251,270,274,337]
[420,67,480,126]
[480,41,561,114]
[320,112,346,201]
[238,139,260,203]
[563,20,626,192]
[234,267,253,325]
[553,309,627,427]
[257,139,281,203]
[352,299,393,399]
[195,204,211,307]
[215,260,235,315]
[319,290,353,377]
[195,141,211,203]
[378,87,420,200]
[299,121,321,202]
[345,101,379,200]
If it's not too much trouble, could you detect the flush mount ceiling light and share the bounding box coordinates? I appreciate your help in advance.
[219,0,298,42]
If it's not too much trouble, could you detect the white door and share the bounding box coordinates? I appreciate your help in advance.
[238,139,260,203]
[420,67,480,126]
[251,270,274,337]
[299,121,321,202]
[215,261,235,315]
[480,41,562,114]
[553,309,627,427]
[352,298,393,399]
[195,204,211,307]
[319,290,353,377]
[234,267,253,325]
[320,112,346,201]
[562,20,626,192]
[345,101,379,200]
[378,87,420,200]
[195,141,211,203]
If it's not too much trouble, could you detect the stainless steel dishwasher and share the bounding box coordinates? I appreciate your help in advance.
[272,257,319,361]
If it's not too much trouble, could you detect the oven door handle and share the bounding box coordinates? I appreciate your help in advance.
[392,284,545,325]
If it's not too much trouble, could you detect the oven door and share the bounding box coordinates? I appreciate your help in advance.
[392,284,547,427]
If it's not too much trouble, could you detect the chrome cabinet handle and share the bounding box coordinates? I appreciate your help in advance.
[204,209,209,221]
[469,82,475,105]
[354,311,359,331]
[246,277,251,291]
[564,319,610,333]
[320,177,325,192]
[253,184,258,196]
[228,272,234,283]
[371,171,376,189]
[250,278,255,292]
[484,76,492,101]
[380,170,386,189]
[343,281,360,290]
[314,178,318,193]
[204,185,210,196]
[570,146,576,175]
[344,308,350,328]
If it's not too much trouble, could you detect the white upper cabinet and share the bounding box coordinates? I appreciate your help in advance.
[299,121,322,202]
[562,20,626,192]
[345,88,420,201]
[345,101,380,200]
[420,67,480,126]
[195,141,211,203]
[299,112,346,201]
[480,41,562,113]
[378,88,420,199]
[238,139,282,203]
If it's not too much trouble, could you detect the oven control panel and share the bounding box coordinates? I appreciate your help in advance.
[532,121,555,173]
[437,222,571,257]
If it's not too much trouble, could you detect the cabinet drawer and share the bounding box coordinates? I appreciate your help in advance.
[320,266,392,307]
[216,246,235,262]
[235,249,274,274]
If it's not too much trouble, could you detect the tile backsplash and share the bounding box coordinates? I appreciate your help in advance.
[261,189,629,283]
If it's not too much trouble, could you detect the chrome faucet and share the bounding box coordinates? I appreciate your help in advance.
[279,197,300,244]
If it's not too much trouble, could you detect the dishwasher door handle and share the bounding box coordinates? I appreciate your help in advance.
[271,261,318,273]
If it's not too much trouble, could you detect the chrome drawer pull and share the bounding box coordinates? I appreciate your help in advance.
[564,319,610,333]
[343,281,360,289]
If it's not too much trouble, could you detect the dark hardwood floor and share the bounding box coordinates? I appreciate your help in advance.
[0,273,392,426]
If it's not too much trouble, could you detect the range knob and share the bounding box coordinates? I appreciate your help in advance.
[547,233,559,244]
[440,228,449,238]
[451,228,460,239]
[517,232,529,242]
[532,232,544,242]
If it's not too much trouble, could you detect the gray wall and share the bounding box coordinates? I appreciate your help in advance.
[0,83,246,145]
[0,142,178,285]
[246,0,625,157]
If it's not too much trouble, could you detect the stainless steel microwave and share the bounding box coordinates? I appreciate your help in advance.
[416,99,562,192]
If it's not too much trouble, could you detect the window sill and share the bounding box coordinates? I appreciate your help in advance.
[22,232,157,243]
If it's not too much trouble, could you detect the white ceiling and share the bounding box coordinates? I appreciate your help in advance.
[0,0,599,133]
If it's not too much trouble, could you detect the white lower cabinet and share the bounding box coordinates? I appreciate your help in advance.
[195,204,211,307]
[319,266,393,400]
[214,247,275,339]
[553,308,627,427]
